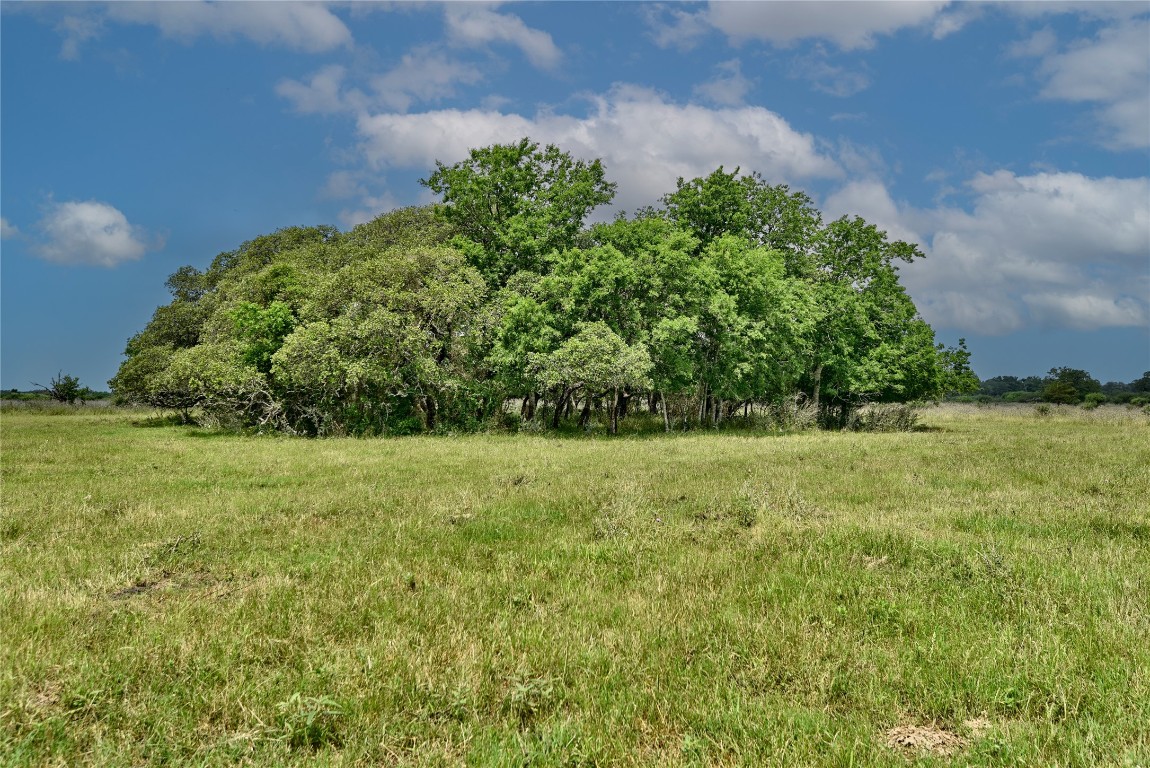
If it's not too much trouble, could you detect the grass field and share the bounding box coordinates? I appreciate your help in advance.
[2,404,1148,766]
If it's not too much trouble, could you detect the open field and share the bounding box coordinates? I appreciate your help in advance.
[2,405,1148,766]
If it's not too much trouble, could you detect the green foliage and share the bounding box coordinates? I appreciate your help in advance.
[232,301,296,373]
[1082,392,1106,409]
[33,372,87,405]
[531,321,652,394]
[422,137,616,285]
[1042,367,1101,404]
[113,139,948,435]
[1042,381,1081,405]
[1003,390,1042,403]
[937,338,980,396]
[274,694,344,750]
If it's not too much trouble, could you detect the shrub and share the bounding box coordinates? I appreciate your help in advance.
[274,693,344,750]
[849,404,919,432]
[1082,392,1106,410]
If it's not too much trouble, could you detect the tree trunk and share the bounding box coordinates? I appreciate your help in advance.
[579,397,592,428]
[551,387,570,429]
[812,364,823,413]
[611,387,619,434]
[424,395,437,432]
[661,391,670,432]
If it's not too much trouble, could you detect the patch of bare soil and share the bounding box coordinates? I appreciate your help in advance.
[108,571,260,601]
[885,724,969,756]
[26,680,63,713]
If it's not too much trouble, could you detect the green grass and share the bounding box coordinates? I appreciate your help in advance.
[2,404,1148,766]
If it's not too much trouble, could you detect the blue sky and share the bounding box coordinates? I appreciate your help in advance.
[2,1,1148,390]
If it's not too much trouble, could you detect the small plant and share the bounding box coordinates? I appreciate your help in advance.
[1082,392,1105,410]
[274,693,344,750]
[1034,404,1052,417]
[505,674,560,725]
[32,371,91,405]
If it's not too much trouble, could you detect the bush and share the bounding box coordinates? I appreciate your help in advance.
[848,403,919,432]
[1002,390,1042,403]
[1082,392,1106,410]
[769,395,819,432]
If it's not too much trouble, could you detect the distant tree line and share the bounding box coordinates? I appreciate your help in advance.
[961,368,1150,407]
[110,138,977,435]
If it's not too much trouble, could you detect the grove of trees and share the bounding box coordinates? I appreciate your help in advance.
[974,369,1150,405]
[111,139,978,435]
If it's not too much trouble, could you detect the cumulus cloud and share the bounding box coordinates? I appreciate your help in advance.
[354,85,842,214]
[276,65,356,115]
[444,4,562,69]
[644,4,714,50]
[104,1,351,53]
[692,59,754,106]
[826,172,1150,334]
[1033,19,1150,149]
[650,1,951,51]
[338,192,402,231]
[788,51,872,97]
[35,201,155,267]
[0,217,19,239]
[278,49,485,116]
[371,47,485,112]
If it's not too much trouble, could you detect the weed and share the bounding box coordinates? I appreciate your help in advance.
[505,675,561,726]
[273,693,344,750]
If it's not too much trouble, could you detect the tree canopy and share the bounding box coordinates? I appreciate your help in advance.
[112,138,970,435]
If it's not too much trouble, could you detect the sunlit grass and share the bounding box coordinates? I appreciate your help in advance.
[2,404,1148,766]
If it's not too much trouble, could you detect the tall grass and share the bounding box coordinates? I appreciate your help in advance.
[1,404,1147,766]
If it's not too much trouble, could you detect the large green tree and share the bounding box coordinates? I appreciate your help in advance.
[422,138,616,286]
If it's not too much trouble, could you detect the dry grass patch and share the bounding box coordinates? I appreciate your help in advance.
[885,723,969,756]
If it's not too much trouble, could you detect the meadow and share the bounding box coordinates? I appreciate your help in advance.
[1,404,1148,766]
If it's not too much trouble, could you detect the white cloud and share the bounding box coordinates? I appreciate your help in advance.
[823,179,923,244]
[105,2,352,53]
[692,59,753,106]
[644,5,714,50]
[319,170,366,201]
[1007,27,1058,59]
[354,84,842,214]
[827,172,1150,334]
[0,217,19,239]
[56,14,103,60]
[930,4,982,39]
[789,52,871,97]
[371,47,485,112]
[35,201,155,267]
[276,65,357,115]
[652,1,951,51]
[1034,19,1150,149]
[444,5,562,69]
[338,192,401,231]
[277,50,485,116]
